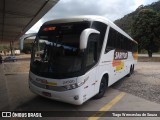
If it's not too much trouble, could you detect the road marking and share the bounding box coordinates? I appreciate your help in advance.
[88,92,125,120]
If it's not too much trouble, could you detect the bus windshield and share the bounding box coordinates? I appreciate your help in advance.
[30,22,90,78]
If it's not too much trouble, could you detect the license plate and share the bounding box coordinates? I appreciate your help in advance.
[42,92,51,97]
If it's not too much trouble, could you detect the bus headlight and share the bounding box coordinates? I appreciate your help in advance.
[65,85,72,90]
[64,83,78,90]
[77,81,85,87]
[63,79,87,90]
[77,77,89,87]
[71,84,76,89]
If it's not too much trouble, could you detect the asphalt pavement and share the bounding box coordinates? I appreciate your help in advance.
[0,61,160,120]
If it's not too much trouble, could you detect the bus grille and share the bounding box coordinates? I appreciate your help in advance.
[30,79,66,92]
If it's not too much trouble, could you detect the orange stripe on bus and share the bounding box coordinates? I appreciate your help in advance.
[112,60,122,67]
[133,52,138,60]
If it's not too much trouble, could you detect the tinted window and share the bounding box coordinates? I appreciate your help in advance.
[91,21,107,53]
[105,28,117,52]
[86,33,99,68]
[31,22,91,79]
[86,41,96,67]
[106,27,137,53]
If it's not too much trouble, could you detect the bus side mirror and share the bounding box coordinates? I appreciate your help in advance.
[80,28,100,50]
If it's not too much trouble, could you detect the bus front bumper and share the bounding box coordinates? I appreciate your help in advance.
[29,81,84,105]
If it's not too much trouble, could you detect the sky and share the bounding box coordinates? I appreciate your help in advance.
[26,0,158,33]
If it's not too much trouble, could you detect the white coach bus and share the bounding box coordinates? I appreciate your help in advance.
[27,16,138,105]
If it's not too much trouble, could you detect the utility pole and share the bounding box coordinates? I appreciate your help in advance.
[10,41,13,56]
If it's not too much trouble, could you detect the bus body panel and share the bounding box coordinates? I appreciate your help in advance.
[29,69,97,105]
[29,81,84,105]
[97,49,137,87]
[28,16,138,105]
[76,67,96,101]
[29,71,78,86]
[29,71,84,105]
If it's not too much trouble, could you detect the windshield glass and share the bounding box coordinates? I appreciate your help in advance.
[31,22,90,78]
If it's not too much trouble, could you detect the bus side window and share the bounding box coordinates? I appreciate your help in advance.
[105,28,115,53]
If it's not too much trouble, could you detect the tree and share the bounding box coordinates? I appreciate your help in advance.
[0,45,10,51]
[131,9,160,57]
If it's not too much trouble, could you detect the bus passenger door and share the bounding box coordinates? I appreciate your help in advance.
[84,33,99,99]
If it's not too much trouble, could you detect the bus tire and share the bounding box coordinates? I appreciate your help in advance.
[127,66,132,77]
[94,77,107,99]
[132,65,134,73]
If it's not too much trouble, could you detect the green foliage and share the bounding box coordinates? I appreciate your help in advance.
[131,9,160,52]
[0,45,10,51]
[0,46,3,51]
[115,1,160,54]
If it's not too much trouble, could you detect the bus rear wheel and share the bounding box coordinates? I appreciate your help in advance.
[94,77,107,99]
[132,65,134,73]
[127,65,133,77]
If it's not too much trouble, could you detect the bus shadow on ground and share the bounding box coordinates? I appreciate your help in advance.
[15,95,79,111]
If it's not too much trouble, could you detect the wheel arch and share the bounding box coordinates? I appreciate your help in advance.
[102,73,109,87]
[93,72,109,99]
[132,64,134,69]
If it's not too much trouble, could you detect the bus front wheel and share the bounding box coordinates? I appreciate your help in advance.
[94,77,107,99]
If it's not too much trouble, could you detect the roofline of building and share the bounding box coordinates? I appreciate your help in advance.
[17,0,59,41]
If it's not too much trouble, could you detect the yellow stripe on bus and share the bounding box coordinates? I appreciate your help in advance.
[47,82,57,86]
